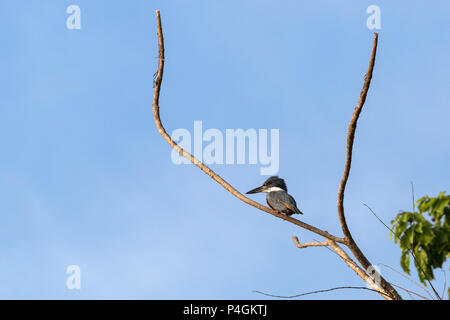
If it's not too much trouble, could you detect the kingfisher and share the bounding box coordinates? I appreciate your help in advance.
[246,176,303,216]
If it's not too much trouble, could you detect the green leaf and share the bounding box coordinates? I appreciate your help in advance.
[417,196,431,212]
[415,250,430,283]
[400,252,410,274]
[400,232,411,249]
[415,222,424,233]
[392,191,450,287]
[421,224,435,245]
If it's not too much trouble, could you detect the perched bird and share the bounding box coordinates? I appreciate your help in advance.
[246,176,303,216]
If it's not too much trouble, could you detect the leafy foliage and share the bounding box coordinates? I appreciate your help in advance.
[390,191,450,296]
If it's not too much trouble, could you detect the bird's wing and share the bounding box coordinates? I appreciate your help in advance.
[267,192,303,215]
[267,192,288,211]
[286,193,303,214]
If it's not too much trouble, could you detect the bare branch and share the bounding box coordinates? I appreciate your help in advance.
[362,203,394,233]
[337,33,378,244]
[318,240,427,299]
[388,283,429,300]
[378,263,434,300]
[440,269,447,300]
[409,183,442,300]
[253,286,394,299]
[333,33,402,300]
[325,238,394,300]
[363,202,441,299]
[152,10,345,245]
[152,13,402,300]
[292,236,327,249]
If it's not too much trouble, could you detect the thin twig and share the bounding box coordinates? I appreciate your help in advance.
[409,186,442,300]
[294,238,397,299]
[292,236,327,249]
[253,286,395,299]
[378,263,434,300]
[363,203,394,234]
[363,202,441,300]
[318,239,424,299]
[325,238,393,300]
[409,182,440,298]
[388,283,430,300]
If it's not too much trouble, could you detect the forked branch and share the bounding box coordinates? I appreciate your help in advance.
[152,11,402,300]
[325,239,393,300]
[292,236,328,249]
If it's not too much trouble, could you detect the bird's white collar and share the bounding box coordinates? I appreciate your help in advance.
[264,187,285,193]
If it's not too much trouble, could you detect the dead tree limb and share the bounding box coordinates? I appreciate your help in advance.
[254,286,393,299]
[378,263,434,300]
[332,33,402,300]
[292,236,328,249]
[152,11,402,300]
[325,239,393,300]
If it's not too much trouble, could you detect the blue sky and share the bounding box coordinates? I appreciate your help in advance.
[0,1,449,299]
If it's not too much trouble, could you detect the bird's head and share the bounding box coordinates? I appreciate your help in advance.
[246,176,287,194]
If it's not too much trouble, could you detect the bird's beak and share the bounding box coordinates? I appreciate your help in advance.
[246,185,266,194]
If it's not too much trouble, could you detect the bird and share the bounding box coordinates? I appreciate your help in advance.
[246,176,303,216]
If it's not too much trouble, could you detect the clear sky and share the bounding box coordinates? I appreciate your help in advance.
[0,1,449,299]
